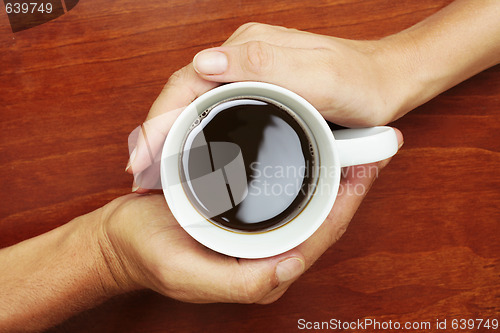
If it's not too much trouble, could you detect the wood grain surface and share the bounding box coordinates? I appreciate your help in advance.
[1,0,499,332]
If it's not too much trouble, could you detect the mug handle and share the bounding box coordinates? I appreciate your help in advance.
[333,126,399,167]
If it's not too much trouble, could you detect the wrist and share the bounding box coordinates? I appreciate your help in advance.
[0,207,131,331]
[335,37,417,125]
[379,32,444,118]
[98,195,163,294]
[70,208,134,297]
[93,201,144,294]
[369,35,426,123]
[375,0,500,121]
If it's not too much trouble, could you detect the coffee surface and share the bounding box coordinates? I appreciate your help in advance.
[180,97,316,232]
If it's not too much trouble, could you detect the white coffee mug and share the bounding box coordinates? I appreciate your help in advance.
[160,82,398,258]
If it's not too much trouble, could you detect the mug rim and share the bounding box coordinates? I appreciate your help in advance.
[160,82,341,258]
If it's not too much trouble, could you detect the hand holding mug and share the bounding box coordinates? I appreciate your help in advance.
[100,127,402,304]
[126,22,408,184]
[119,23,404,304]
[161,82,400,258]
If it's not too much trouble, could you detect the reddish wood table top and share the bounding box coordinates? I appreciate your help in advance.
[1,0,499,332]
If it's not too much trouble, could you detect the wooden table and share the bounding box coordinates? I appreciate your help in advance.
[1,0,499,332]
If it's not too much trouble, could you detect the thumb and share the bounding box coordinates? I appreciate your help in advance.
[227,253,305,303]
[193,42,315,85]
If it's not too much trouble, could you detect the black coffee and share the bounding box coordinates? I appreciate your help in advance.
[180,97,317,232]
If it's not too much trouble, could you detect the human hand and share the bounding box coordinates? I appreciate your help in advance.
[190,23,405,127]
[101,130,402,304]
[126,23,407,191]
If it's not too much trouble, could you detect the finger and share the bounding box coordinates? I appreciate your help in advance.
[126,107,183,177]
[255,264,298,304]
[256,284,291,304]
[193,42,311,80]
[228,253,305,304]
[298,128,403,266]
[175,250,305,304]
[192,43,331,105]
[131,179,149,194]
[131,158,162,193]
[146,64,218,121]
[126,64,218,176]
[223,22,331,49]
[223,22,287,46]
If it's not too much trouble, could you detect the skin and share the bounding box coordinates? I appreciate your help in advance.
[1,0,499,331]
[128,0,500,183]
[0,158,399,332]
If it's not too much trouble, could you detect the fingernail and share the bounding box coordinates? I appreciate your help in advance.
[275,258,305,283]
[193,51,228,75]
[125,147,137,172]
[398,141,404,150]
[131,178,140,193]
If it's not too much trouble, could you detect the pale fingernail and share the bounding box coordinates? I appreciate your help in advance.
[125,147,137,172]
[275,258,305,283]
[193,51,228,75]
[398,141,404,150]
[131,177,140,192]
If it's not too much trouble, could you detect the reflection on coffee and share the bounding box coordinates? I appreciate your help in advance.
[180,97,317,232]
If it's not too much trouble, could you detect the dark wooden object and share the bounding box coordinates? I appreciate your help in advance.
[1,0,498,332]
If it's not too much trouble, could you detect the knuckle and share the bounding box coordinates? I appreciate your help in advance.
[256,291,286,305]
[362,97,388,126]
[239,279,266,304]
[243,41,274,75]
[236,22,267,37]
[164,68,187,90]
[324,216,350,245]
[333,224,348,243]
[239,289,261,304]
[232,269,276,304]
[161,67,197,102]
